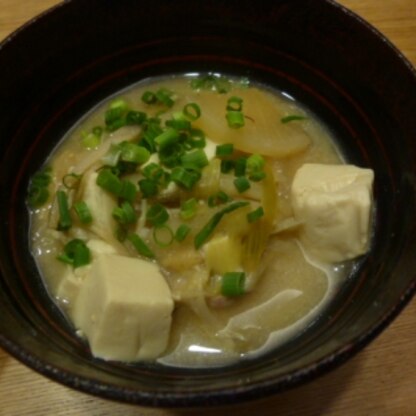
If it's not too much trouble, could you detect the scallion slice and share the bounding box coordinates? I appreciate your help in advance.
[175,224,191,242]
[234,157,247,177]
[142,91,157,104]
[74,201,93,224]
[221,272,246,297]
[96,169,122,195]
[146,203,169,226]
[216,143,234,157]
[57,238,91,269]
[226,111,245,129]
[139,178,158,198]
[234,176,251,193]
[180,149,209,170]
[155,128,180,151]
[153,225,174,247]
[183,103,201,121]
[155,88,175,107]
[118,180,137,203]
[226,96,243,112]
[112,201,137,225]
[247,206,264,223]
[128,233,155,259]
[281,115,307,124]
[180,198,198,220]
[126,110,147,125]
[208,191,230,207]
[28,168,51,208]
[62,173,82,189]
[170,167,201,190]
[56,190,72,231]
[120,142,150,164]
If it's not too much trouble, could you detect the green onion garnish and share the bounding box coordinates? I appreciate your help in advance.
[221,272,246,297]
[170,167,201,190]
[96,169,122,195]
[226,96,243,112]
[208,191,230,207]
[220,159,235,174]
[180,198,198,220]
[120,142,150,164]
[194,201,249,249]
[216,143,234,157]
[234,176,251,193]
[281,115,307,124]
[180,149,209,170]
[153,225,174,247]
[28,168,51,208]
[188,128,206,149]
[155,128,180,151]
[146,203,169,226]
[155,88,175,107]
[175,224,191,242]
[102,144,122,167]
[126,110,147,125]
[183,103,201,121]
[234,157,247,177]
[226,111,245,129]
[81,131,101,149]
[128,233,155,259]
[73,201,93,224]
[247,206,264,223]
[246,154,266,182]
[142,91,157,104]
[62,173,82,189]
[92,126,103,138]
[56,190,72,231]
[118,180,137,203]
[112,201,137,225]
[139,178,158,198]
[190,74,232,94]
[57,238,91,269]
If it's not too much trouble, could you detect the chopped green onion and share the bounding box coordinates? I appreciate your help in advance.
[226,96,243,112]
[142,163,165,182]
[73,201,93,224]
[62,173,82,189]
[221,272,246,297]
[139,179,158,198]
[153,225,174,247]
[142,91,157,104]
[126,110,147,125]
[208,191,231,207]
[110,98,128,111]
[28,186,49,208]
[183,103,201,121]
[220,159,235,174]
[120,142,150,164]
[180,198,198,220]
[128,233,155,259]
[234,176,251,193]
[175,224,191,242]
[81,131,101,149]
[190,74,232,94]
[28,168,51,208]
[246,154,266,182]
[56,190,72,231]
[194,201,249,249]
[226,111,245,129]
[234,157,247,177]
[92,126,103,138]
[180,149,209,170]
[155,128,180,151]
[247,206,264,223]
[112,201,137,225]
[118,180,137,203]
[281,115,307,124]
[96,169,122,195]
[57,238,91,269]
[165,118,191,130]
[170,167,201,190]
[188,128,206,148]
[216,143,234,157]
[155,88,175,107]
[146,203,169,226]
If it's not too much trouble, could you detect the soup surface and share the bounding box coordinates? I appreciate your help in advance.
[29,74,373,367]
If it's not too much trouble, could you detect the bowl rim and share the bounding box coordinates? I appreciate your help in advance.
[0,0,416,407]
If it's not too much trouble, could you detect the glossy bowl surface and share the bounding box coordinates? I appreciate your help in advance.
[0,0,415,407]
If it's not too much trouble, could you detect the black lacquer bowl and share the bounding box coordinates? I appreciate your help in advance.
[0,0,415,407]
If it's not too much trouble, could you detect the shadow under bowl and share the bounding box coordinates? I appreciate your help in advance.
[0,0,415,407]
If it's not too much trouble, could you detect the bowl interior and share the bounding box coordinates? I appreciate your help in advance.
[0,0,415,407]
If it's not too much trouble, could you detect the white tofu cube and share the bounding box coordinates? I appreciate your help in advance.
[291,163,374,263]
[71,254,174,361]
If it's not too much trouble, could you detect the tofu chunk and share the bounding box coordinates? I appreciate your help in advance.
[291,163,374,263]
[71,254,174,361]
